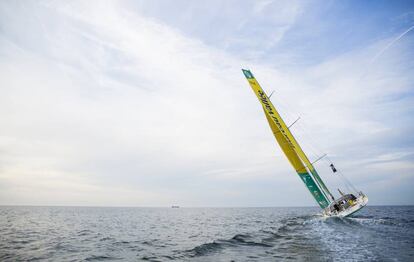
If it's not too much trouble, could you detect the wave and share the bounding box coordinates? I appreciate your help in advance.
[184,214,331,260]
[85,255,121,261]
[331,214,411,227]
[229,234,272,247]
[77,229,94,236]
[187,242,223,257]
[185,216,317,258]
[186,233,273,257]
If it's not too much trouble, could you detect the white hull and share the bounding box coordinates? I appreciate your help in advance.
[324,194,368,218]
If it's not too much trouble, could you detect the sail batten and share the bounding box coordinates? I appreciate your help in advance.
[243,69,330,208]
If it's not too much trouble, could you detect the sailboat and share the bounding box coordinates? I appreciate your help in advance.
[242,69,368,217]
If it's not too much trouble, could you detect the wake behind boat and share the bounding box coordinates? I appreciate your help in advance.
[242,69,368,218]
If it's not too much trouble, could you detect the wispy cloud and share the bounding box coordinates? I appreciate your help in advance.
[0,0,413,206]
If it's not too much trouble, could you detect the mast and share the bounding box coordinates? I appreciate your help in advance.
[242,69,332,208]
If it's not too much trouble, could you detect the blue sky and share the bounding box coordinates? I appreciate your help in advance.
[0,0,413,206]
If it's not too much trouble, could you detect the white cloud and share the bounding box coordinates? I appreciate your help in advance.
[0,0,413,206]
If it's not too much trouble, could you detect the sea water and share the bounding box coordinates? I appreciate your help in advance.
[1,206,413,261]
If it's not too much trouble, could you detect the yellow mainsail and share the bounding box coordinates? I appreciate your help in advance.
[243,69,331,208]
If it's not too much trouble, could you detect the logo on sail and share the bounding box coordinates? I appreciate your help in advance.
[242,69,254,79]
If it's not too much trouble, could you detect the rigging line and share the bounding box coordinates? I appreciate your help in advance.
[269,96,320,156]
[326,155,359,193]
[311,154,327,165]
[271,92,302,124]
[325,155,347,190]
[294,123,320,156]
[287,117,301,129]
[275,124,331,201]
[298,154,328,172]
[285,118,337,199]
[339,170,358,192]
[309,26,414,195]
[267,87,344,195]
[337,172,353,192]
[271,116,301,135]
[278,105,341,199]
[293,121,326,162]
[270,96,335,201]
[291,114,319,147]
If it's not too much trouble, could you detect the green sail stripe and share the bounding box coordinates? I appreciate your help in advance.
[309,168,333,201]
[297,172,329,208]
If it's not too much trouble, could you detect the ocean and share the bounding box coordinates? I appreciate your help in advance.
[0,206,413,261]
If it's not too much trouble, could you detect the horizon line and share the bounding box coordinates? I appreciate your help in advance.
[1,204,413,208]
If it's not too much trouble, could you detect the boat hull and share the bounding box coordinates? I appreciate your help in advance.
[324,194,368,218]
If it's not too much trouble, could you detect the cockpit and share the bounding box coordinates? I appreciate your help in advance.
[327,194,357,213]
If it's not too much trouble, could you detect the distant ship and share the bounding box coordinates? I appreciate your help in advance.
[242,69,368,217]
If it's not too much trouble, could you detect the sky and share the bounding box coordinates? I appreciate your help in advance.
[0,0,413,207]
